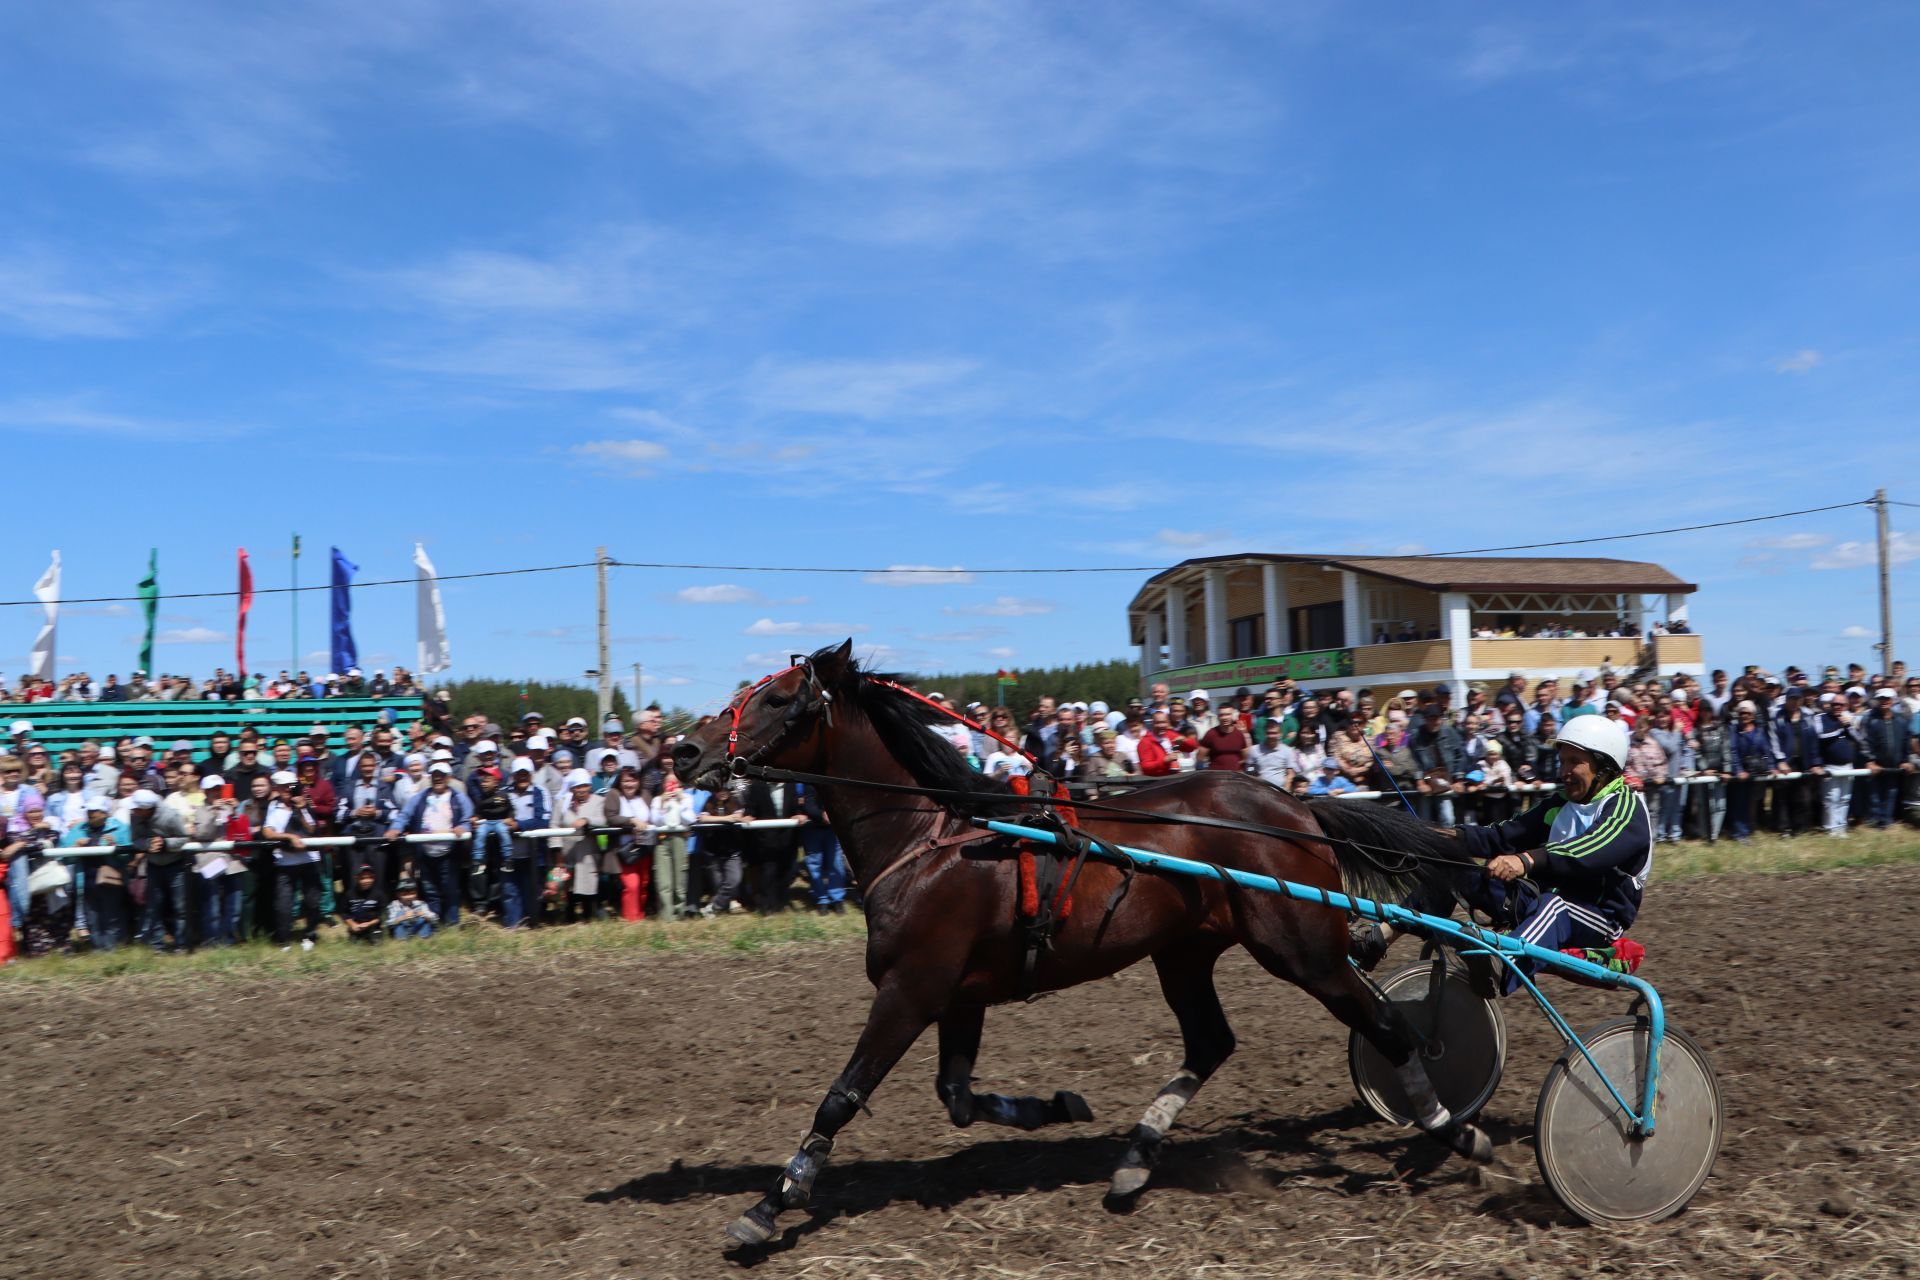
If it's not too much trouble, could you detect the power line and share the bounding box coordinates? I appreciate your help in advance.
[0,497,1883,607]
[1416,499,1872,558]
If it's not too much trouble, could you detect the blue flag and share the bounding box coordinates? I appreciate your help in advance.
[330,546,359,676]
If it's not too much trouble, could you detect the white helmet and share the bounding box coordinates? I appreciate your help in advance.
[1557,714,1629,770]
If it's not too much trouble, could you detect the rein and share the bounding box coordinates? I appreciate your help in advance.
[735,761,1486,874]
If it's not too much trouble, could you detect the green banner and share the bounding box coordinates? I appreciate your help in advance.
[137,548,158,675]
[1149,648,1355,692]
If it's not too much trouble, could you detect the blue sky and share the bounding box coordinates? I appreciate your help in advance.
[2,1,1916,711]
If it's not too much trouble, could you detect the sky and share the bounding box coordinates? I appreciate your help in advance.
[2,1,1917,713]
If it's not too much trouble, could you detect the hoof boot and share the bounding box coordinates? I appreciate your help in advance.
[724,1206,777,1247]
[1053,1091,1095,1124]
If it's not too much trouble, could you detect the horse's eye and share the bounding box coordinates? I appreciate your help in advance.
[765,693,792,708]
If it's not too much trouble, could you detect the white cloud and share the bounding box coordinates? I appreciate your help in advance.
[1747,532,1831,550]
[572,438,670,474]
[985,646,1016,659]
[942,596,1055,618]
[157,627,226,644]
[1155,528,1225,548]
[1840,625,1873,639]
[863,564,974,586]
[747,357,980,419]
[1775,348,1822,375]
[1811,533,1920,571]
[676,584,760,605]
[743,619,869,637]
[0,251,179,339]
[0,394,244,440]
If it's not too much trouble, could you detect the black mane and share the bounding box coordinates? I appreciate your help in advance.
[828,653,1015,813]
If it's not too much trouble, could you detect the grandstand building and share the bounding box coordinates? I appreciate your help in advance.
[1127,554,1703,697]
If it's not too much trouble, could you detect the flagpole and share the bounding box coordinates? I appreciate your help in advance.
[291,532,300,677]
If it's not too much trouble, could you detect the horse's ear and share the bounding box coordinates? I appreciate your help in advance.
[810,638,855,682]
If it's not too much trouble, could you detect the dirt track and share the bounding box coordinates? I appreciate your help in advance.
[4,865,1918,1279]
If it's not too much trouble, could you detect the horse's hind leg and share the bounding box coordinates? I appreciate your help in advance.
[1109,939,1237,1200]
[1284,951,1494,1165]
[936,1006,1094,1131]
[725,978,933,1247]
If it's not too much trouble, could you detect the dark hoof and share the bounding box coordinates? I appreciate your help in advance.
[1053,1090,1094,1124]
[723,1206,777,1247]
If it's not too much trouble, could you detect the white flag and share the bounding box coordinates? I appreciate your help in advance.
[413,543,450,675]
[29,551,60,680]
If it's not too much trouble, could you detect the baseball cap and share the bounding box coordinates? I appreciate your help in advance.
[1735,700,1758,713]
[84,795,113,813]
[552,748,575,763]
[430,748,455,763]
[511,756,534,774]
[928,692,948,702]
[603,718,624,732]
[473,740,498,754]
[527,733,552,749]
[428,762,453,775]
[1874,688,1897,700]
[309,725,329,738]
[129,789,161,809]
[1395,689,1417,701]
[1189,689,1209,702]
[99,746,117,760]
[1432,683,1452,695]
[565,768,593,788]
[520,711,544,723]
[202,773,225,789]
[269,770,297,786]
[1846,685,1868,697]
[7,719,32,735]
[1089,701,1109,714]
[566,716,588,728]
[1818,692,1837,704]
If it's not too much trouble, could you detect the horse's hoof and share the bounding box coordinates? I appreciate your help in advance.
[1454,1123,1494,1164]
[723,1209,776,1247]
[1053,1090,1094,1124]
[1108,1166,1151,1199]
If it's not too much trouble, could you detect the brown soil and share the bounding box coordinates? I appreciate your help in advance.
[4,866,1918,1280]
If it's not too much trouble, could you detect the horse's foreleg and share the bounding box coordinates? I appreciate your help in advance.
[724,981,932,1247]
[1109,942,1237,1200]
[936,1006,1094,1131]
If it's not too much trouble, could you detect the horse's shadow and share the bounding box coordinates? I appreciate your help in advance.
[587,1103,1545,1260]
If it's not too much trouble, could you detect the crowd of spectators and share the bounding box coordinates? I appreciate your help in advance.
[935,658,1920,843]
[2,652,1914,964]
[3,665,424,703]
[0,703,847,962]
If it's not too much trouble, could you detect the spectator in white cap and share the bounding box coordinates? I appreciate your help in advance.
[258,771,324,951]
[386,760,473,925]
[499,757,550,928]
[128,788,194,952]
[552,768,602,923]
[586,720,638,774]
[62,793,131,949]
[1186,691,1216,737]
[457,738,498,784]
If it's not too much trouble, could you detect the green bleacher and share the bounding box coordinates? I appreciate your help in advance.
[0,698,425,757]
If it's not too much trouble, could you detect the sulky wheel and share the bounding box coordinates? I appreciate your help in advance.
[1350,959,1506,1127]
[1535,1016,1723,1225]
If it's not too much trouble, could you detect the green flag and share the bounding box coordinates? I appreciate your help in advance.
[137,548,159,675]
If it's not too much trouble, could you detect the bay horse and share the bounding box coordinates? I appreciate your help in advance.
[671,641,1492,1247]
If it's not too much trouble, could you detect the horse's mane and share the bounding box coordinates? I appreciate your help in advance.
[830,654,1015,814]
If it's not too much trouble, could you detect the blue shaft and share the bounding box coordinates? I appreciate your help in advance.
[983,818,1664,1133]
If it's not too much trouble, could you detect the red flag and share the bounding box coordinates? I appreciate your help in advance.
[237,548,254,676]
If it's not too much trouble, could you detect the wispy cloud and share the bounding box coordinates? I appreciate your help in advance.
[1775,348,1823,375]
[742,619,869,637]
[942,596,1054,618]
[157,626,226,644]
[1839,625,1873,639]
[863,565,974,587]
[572,438,669,474]
[1811,533,1919,571]
[0,250,186,339]
[675,584,760,605]
[1747,531,1831,550]
[747,357,981,419]
[0,394,247,439]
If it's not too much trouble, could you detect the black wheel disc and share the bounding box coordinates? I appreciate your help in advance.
[1350,960,1506,1126]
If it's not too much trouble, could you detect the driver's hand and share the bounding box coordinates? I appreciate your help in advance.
[1487,854,1528,882]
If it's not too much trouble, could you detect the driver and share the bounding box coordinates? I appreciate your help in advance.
[1352,715,1651,991]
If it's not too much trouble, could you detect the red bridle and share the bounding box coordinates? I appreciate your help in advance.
[721,664,1036,772]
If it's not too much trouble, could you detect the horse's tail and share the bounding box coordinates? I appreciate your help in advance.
[1302,798,1459,912]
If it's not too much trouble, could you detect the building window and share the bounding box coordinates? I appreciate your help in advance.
[1230,615,1263,658]
[1290,602,1344,652]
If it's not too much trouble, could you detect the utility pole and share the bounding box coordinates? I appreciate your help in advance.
[632,661,643,715]
[595,546,612,725]
[1875,489,1895,676]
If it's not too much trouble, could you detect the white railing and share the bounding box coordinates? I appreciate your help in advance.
[48,818,805,858]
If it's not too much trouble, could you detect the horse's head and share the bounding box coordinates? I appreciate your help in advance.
[672,639,853,791]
